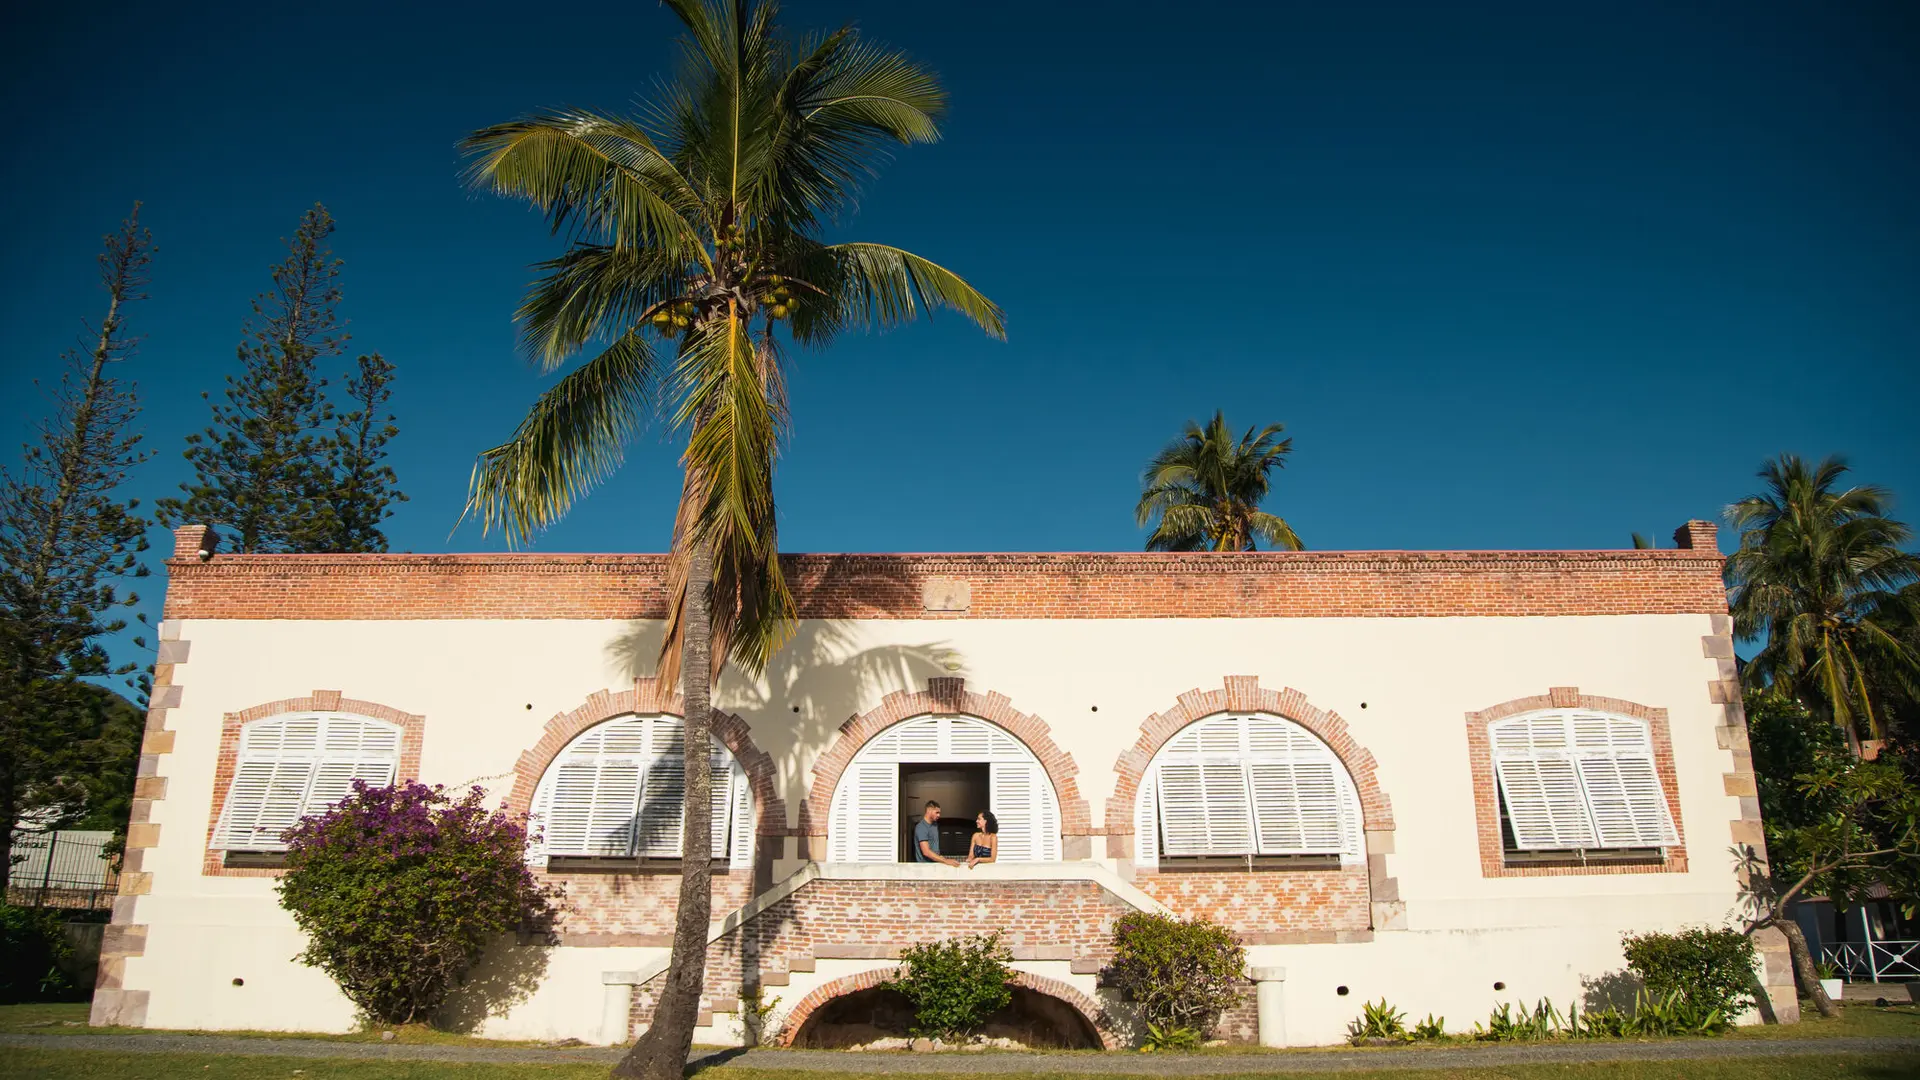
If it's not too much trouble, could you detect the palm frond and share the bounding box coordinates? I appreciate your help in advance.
[827,243,1005,338]
[462,330,660,546]
[461,111,709,256]
[515,244,690,369]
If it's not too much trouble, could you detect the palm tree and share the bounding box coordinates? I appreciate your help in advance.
[1136,412,1304,552]
[1726,454,1920,755]
[459,3,1002,1076]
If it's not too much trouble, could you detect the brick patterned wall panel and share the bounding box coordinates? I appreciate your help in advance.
[548,870,756,943]
[630,879,1134,1033]
[160,548,1729,622]
[1134,868,1370,938]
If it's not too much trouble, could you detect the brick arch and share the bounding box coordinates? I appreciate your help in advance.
[202,690,426,877]
[1465,686,1688,877]
[506,678,788,837]
[799,678,1095,850]
[1103,675,1395,835]
[777,966,1118,1049]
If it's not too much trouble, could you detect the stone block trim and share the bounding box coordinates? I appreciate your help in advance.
[93,615,198,1028]
[157,524,1730,622]
[1465,688,1688,877]
[1102,677,1402,928]
[1702,615,1796,1022]
[201,693,427,878]
[503,678,787,837]
[773,968,1120,1049]
[797,680,1094,845]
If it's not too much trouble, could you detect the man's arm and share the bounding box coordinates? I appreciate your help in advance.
[918,839,959,867]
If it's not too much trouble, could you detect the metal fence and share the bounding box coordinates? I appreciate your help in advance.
[5,830,119,911]
[1822,940,1920,983]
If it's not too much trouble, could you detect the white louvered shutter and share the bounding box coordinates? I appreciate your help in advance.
[215,715,403,850]
[830,760,899,862]
[1491,711,1675,851]
[991,760,1057,861]
[1135,771,1160,868]
[1569,713,1677,847]
[1147,714,1363,861]
[1157,760,1255,856]
[636,747,685,857]
[728,762,754,866]
[708,745,733,857]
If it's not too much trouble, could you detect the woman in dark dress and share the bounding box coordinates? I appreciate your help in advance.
[967,810,999,868]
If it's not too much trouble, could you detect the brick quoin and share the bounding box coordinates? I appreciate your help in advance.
[201,693,426,878]
[798,680,1094,849]
[1465,688,1689,877]
[158,542,1729,622]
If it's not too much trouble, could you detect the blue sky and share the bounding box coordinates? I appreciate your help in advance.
[4,1,1917,674]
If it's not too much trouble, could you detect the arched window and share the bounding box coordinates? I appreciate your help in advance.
[827,715,1061,863]
[1489,710,1678,852]
[1134,714,1363,868]
[529,714,752,869]
[213,713,401,851]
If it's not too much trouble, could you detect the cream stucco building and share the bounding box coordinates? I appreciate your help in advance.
[91,521,1794,1047]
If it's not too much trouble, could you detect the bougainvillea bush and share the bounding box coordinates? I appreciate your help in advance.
[277,781,558,1024]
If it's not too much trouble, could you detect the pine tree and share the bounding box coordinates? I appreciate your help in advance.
[158,204,344,552]
[0,206,154,891]
[325,352,406,552]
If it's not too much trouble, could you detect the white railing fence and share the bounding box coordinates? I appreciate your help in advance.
[1821,940,1920,982]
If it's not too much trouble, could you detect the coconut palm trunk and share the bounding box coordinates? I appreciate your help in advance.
[615,535,715,1080]
[460,8,1004,1076]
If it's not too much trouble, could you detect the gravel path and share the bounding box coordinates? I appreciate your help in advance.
[1,1033,1916,1073]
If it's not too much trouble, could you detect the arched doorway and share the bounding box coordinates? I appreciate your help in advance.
[783,971,1107,1049]
[826,714,1062,862]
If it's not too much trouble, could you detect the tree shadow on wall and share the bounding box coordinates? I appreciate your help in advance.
[435,938,553,1034]
[1579,969,1644,1011]
[603,617,958,802]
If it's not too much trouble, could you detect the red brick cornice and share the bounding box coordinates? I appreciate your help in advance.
[1464,687,1688,877]
[1104,675,1394,835]
[799,679,1094,840]
[159,545,1728,621]
[506,679,788,836]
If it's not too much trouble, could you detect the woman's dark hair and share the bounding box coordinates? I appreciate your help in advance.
[977,809,999,834]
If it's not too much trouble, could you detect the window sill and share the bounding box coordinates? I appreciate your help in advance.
[1502,848,1665,868]
[542,857,733,874]
[1153,855,1344,873]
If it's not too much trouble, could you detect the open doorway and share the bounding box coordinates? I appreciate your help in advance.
[897,764,989,862]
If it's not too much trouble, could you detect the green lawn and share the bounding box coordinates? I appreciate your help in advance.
[1,1049,1918,1080]
[0,1003,552,1047]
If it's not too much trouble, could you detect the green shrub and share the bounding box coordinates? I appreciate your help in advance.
[1412,1013,1446,1040]
[1620,927,1757,1015]
[276,781,557,1025]
[1571,990,1730,1038]
[1346,998,1411,1044]
[891,933,1015,1040]
[0,904,75,1003]
[1105,911,1246,1040]
[1473,1000,1561,1042]
[1141,1022,1202,1051]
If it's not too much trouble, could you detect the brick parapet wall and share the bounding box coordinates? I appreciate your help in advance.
[157,537,1729,622]
[1463,688,1688,877]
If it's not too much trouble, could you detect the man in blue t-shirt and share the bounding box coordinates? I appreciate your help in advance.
[913,801,959,866]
